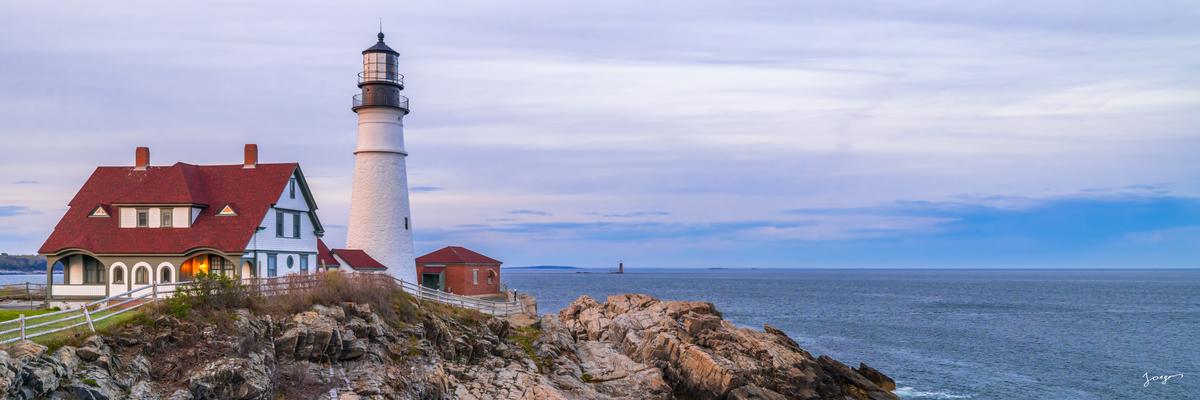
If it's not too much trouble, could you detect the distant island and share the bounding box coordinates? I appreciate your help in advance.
[505,265,582,270]
[0,253,58,274]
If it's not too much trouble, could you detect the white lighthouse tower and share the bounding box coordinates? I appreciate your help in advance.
[346,31,416,282]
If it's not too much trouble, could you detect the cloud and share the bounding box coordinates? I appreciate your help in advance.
[587,211,671,218]
[509,209,552,216]
[0,2,1196,265]
[0,206,34,217]
[11,180,38,185]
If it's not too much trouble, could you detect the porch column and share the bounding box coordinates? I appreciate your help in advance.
[44,255,58,304]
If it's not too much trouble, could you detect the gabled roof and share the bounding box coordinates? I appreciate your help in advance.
[39,162,311,255]
[332,248,386,271]
[416,246,502,264]
[317,239,340,268]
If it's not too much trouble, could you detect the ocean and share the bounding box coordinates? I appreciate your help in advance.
[503,268,1199,400]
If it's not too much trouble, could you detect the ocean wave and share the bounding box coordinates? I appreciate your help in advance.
[894,386,971,399]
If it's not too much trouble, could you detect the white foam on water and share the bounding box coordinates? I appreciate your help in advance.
[894,386,972,399]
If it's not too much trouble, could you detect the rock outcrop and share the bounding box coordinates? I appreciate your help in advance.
[0,293,896,400]
[551,294,898,400]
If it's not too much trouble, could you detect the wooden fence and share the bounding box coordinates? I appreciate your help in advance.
[0,272,523,344]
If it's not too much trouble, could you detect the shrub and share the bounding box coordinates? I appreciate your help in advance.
[155,272,254,321]
[252,272,418,325]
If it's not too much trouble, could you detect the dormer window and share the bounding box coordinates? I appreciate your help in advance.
[217,205,237,216]
[89,206,109,218]
[136,209,149,227]
[160,208,173,227]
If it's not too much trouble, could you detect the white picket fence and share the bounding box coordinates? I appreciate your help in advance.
[0,272,524,344]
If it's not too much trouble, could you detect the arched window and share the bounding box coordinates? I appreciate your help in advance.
[487,270,497,285]
[135,267,149,284]
[111,266,125,284]
[160,267,172,283]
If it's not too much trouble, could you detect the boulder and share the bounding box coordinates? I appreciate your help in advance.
[187,354,273,400]
[856,362,897,391]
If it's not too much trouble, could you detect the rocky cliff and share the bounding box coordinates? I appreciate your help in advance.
[0,294,896,400]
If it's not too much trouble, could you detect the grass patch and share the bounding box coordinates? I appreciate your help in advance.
[34,308,146,350]
[0,309,55,322]
[422,301,489,326]
[508,325,549,372]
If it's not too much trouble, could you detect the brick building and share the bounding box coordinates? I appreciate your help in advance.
[415,246,501,296]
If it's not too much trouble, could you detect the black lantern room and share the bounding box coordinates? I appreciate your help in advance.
[353,32,409,113]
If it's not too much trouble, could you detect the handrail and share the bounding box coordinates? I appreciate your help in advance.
[352,93,410,111]
[357,71,404,86]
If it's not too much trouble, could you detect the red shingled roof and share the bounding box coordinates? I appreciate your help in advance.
[416,246,501,264]
[39,162,301,255]
[317,239,340,268]
[332,248,386,271]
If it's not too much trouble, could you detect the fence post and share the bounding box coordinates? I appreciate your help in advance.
[82,306,96,332]
[26,282,32,309]
[18,314,25,341]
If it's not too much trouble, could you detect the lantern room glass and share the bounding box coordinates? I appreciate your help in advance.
[362,53,399,83]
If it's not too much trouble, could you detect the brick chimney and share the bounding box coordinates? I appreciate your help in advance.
[243,144,258,169]
[134,147,149,171]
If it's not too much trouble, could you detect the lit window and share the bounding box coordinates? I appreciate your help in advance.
[136,209,149,227]
[161,208,173,227]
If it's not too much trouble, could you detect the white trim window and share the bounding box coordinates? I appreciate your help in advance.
[136,208,149,228]
[276,210,302,239]
[472,269,479,285]
[160,208,173,227]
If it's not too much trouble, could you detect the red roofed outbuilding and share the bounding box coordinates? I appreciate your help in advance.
[330,248,387,272]
[416,246,502,296]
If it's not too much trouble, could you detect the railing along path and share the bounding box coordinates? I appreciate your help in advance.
[0,273,522,344]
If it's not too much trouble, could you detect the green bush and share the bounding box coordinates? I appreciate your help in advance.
[162,272,253,318]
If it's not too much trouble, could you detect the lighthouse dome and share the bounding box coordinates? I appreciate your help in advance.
[363,32,398,55]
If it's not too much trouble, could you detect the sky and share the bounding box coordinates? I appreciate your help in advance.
[0,1,1198,268]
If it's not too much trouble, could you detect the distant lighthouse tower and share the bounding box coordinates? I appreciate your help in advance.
[346,31,416,282]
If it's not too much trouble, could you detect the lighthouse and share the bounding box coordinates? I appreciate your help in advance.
[346,31,416,283]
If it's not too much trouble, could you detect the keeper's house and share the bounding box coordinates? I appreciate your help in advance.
[416,246,502,296]
[39,145,326,305]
